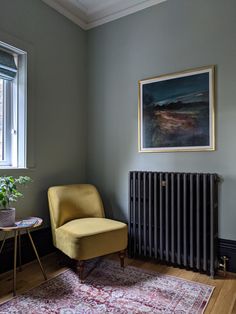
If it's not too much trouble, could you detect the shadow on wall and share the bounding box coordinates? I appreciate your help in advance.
[103,193,127,222]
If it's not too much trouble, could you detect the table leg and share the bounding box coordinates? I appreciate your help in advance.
[27,230,47,280]
[0,232,7,255]
[18,231,22,271]
[13,230,18,296]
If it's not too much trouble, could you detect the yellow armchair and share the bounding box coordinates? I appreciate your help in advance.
[48,184,128,279]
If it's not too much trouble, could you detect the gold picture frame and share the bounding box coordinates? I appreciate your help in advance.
[138,66,215,153]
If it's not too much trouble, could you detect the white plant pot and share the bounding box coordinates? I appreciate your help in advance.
[0,208,16,227]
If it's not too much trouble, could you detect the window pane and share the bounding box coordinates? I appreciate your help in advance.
[0,79,3,160]
[0,42,27,168]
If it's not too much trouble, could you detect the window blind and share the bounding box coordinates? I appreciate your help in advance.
[0,49,17,80]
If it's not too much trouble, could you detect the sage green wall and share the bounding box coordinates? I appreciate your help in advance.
[0,0,235,241]
[0,0,87,225]
[87,0,236,241]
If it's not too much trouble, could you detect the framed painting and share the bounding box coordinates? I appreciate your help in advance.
[138,66,215,152]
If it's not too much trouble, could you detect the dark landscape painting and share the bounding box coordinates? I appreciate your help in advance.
[139,67,214,152]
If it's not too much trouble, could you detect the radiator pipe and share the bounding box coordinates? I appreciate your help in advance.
[218,256,229,276]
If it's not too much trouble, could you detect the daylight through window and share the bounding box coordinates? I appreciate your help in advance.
[0,42,27,168]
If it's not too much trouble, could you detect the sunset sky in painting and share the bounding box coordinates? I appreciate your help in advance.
[143,72,209,106]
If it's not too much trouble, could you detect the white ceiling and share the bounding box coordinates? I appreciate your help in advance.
[41,0,167,30]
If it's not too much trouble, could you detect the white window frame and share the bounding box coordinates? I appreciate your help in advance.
[0,41,27,169]
[0,79,12,165]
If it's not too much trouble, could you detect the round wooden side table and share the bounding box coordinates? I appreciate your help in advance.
[0,217,47,296]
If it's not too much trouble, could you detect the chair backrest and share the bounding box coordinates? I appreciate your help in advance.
[48,184,105,233]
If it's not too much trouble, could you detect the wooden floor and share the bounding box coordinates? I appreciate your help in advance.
[0,252,236,313]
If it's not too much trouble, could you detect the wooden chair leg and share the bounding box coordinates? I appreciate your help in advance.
[119,250,125,269]
[77,260,84,281]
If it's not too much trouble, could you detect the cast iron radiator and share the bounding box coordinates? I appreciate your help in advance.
[128,171,219,277]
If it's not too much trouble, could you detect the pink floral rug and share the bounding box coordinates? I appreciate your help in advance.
[0,259,214,313]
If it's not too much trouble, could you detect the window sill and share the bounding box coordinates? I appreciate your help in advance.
[0,167,28,170]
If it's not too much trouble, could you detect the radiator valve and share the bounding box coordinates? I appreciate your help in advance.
[218,256,229,276]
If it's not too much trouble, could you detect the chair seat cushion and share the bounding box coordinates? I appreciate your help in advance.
[55,218,127,260]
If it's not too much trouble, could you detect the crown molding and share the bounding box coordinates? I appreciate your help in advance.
[41,0,87,29]
[42,0,167,30]
[87,0,167,29]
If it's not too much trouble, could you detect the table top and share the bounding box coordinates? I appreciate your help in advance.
[0,217,43,231]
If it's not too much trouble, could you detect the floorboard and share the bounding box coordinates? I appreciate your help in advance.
[0,252,235,313]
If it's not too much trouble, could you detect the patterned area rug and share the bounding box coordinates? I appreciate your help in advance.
[0,259,214,314]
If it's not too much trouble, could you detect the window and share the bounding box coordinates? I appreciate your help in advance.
[0,42,27,168]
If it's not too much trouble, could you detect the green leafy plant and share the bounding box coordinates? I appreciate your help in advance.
[0,176,32,209]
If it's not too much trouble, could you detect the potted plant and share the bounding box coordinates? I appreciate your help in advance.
[0,176,32,227]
